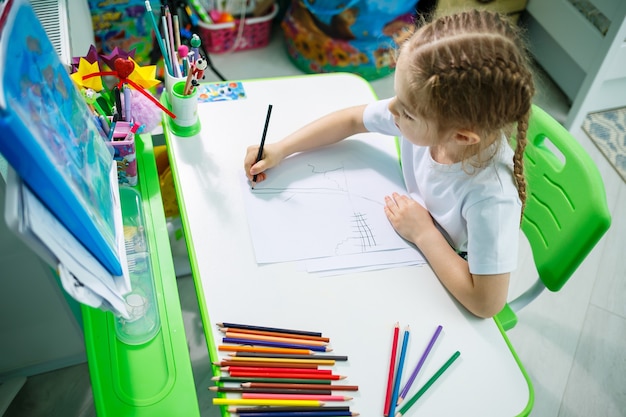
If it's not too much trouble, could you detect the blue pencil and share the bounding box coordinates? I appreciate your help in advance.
[222,337,331,352]
[389,326,410,417]
[144,1,172,75]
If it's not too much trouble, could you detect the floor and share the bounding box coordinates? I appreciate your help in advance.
[3,29,626,417]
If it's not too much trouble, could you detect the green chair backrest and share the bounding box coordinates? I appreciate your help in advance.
[521,105,611,292]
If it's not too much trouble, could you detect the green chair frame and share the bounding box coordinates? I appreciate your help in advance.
[496,105,612,330]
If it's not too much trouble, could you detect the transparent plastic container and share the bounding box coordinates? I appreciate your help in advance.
[115,187,161,345]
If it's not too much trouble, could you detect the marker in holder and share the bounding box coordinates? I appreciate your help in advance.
[167,80,201,137]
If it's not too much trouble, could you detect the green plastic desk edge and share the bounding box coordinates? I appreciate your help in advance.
[161,106,227,416]
[163,73,532,416]
[81,133,200,417]
[493,315,535,416]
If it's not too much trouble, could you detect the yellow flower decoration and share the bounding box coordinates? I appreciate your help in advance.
[127,57,160,90]
[70,58,103,91]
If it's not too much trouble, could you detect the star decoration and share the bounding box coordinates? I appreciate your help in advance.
[71,45,99,73]
[70,58,103,91]
[127,57,160,90]
[100,46,136,71]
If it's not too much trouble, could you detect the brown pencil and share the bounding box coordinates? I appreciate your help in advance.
[242,382,359,391]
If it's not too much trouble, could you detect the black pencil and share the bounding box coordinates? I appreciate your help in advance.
[251,104,273,188]
[217,322,322,337]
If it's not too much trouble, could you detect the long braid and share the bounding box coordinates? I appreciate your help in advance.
[514,113,530,217]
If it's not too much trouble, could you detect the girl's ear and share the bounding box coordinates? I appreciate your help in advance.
[453,129,481,146]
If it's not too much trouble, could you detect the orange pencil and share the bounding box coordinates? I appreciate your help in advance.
[224,331,329,347]
[218,345,314,355]
[219,327,330,342]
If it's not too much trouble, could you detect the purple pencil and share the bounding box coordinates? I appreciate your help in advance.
[397,325,443,405]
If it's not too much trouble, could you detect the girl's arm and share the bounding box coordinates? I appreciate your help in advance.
[244,105,368,184]
[384,192,509,318]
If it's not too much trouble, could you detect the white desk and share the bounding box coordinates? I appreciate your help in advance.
[165,73,532,416]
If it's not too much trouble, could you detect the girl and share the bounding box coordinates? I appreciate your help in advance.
[244,9,536,318]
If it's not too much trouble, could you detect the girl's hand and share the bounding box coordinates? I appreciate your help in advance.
[244,142,283,185]
[384,192,435,244]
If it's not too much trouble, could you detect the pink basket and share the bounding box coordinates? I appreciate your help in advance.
[197,4,278,54]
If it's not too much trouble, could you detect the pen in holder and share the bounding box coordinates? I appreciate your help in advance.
[167,80,201,137]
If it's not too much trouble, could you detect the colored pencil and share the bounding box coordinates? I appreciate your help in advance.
[144,1,172,75]
[388,326,410,417]
[223,367,332,375]
[397,325,442,405]
[242,382,358,391]
[223,338,332,352]
[242,393,351,401]
[230,412,357,417]
[230,353,347,361]
[217,322,323,337]
[220,327,331,342]
[383,322,400,416]
[219,345,315,355]
[228,371,344,380]
[228,406,351,413]
[225,357,335,366]
[217,360,320,369]
[212,376,331,384]
[252,103,271,188]
[209,386,330,395]
[395,351,461,416]
[224,332,329,347]
[213,398,324,406]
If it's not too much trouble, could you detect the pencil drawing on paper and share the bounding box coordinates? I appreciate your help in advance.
[250,160,387,259]
[241,139,410,264]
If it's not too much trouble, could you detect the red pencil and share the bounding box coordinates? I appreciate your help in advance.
[229,371,344,380]
[223,366,332,375]
[384,322,400,416]
[216,360,319,369]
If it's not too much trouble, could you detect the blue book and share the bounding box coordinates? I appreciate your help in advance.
[0,0,122,275]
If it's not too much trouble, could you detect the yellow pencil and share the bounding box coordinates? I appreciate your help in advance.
[226,356,336,366]
[213,398,325,406]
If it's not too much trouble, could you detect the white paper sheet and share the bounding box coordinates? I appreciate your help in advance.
[241,136,423,268]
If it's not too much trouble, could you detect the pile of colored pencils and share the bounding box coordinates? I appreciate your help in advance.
[211,322,359,416]
[383,322,460,417]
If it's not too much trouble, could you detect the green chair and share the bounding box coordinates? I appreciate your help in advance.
[495,105,612,331]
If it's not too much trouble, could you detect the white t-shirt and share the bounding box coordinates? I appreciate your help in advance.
[363,98,521,275]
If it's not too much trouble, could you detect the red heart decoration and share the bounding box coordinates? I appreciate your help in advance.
[114,58,135,79]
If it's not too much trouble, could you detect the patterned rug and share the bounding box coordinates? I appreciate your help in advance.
[582,107,626,182]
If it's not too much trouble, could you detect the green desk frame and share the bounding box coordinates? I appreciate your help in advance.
[81,134,200,417]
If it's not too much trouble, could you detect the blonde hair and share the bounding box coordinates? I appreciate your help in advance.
[400,9,535,212]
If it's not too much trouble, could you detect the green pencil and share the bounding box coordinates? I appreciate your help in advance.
[396,351,461,416]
